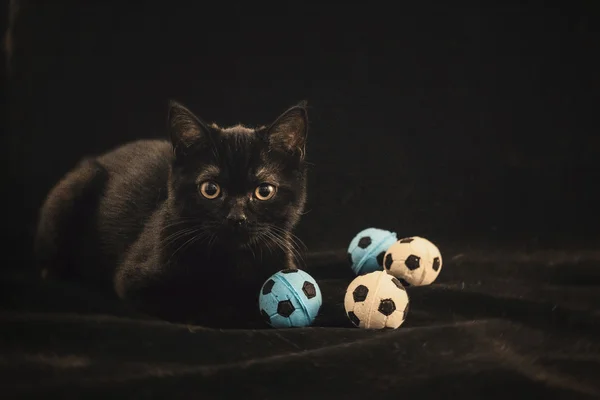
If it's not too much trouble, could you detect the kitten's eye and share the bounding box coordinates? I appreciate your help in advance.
[254,183,276,201]
[199,181,221,199]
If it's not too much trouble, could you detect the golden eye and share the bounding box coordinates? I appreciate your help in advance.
[199,181,221,199]
[254,183,276,201]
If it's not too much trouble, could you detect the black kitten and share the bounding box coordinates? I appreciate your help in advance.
[34,101,309,327]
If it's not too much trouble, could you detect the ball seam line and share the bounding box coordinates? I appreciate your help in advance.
[273,273,312,326]
[263,294,283,327]
[366,272,386,329]
[418,239,433,285]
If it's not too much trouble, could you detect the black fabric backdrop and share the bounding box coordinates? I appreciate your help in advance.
[3,1,600,398]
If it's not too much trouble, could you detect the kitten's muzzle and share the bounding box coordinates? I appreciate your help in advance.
[224,211,252,245]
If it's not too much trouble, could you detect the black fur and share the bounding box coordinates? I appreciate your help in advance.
[34,101,309,327]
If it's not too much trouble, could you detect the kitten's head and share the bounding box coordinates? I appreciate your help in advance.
[167,100,308,249]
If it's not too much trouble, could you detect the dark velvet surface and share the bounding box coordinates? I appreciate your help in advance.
[2,246,600,399]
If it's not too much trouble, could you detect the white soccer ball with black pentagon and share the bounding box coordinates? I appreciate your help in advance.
[383,236,442,286]
[344,270,409,329]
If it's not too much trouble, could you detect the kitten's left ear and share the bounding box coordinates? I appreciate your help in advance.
[264,101,308,159]
[167,100,213,157]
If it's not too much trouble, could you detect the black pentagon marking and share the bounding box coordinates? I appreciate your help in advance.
[403,302,410,320]
[432,257,441,272]
[405,254,421,270]
[391,277,406,291]
[384,253,394,270]
[281,268,298,274]
[302,281,316,299]
[277,300,295,317]
[353,285,369,302]
[347,311,360,327]
[262,279,275,295]
[376,251,385,266]
[358,236,372,249]
[400,237,414,243]
[378,299,396,316]
[348,252,354,265]
[399,278,411,287]
[260,309,271,324]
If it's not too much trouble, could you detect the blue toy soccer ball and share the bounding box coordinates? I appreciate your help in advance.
[258,268,322,328]
[348,227,398,275]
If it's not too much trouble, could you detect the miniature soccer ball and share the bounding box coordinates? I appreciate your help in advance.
[258,268,322,328]
[383,236,443,286]
[344,270,410,329]
[347,227,398,276]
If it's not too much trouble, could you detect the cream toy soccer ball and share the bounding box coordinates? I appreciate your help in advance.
[383,236,442,286]
[344,271,410,329]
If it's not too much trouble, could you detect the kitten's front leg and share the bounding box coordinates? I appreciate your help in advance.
[114,239,169,310]
[114,227,249,325]
[112,210,188,320]
[115,248,263,327]
[112,205,170,296]
[115,245,203,323]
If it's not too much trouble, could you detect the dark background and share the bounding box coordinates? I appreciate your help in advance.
[4,1,600,270]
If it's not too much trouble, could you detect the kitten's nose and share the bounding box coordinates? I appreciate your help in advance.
[227,210,247,226]
[227,198,248,227]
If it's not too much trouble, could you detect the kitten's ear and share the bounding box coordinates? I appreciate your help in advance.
[264,101,308,159]
[167,100,212,156]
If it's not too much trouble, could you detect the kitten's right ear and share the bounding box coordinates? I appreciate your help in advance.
[167,100,212,157]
